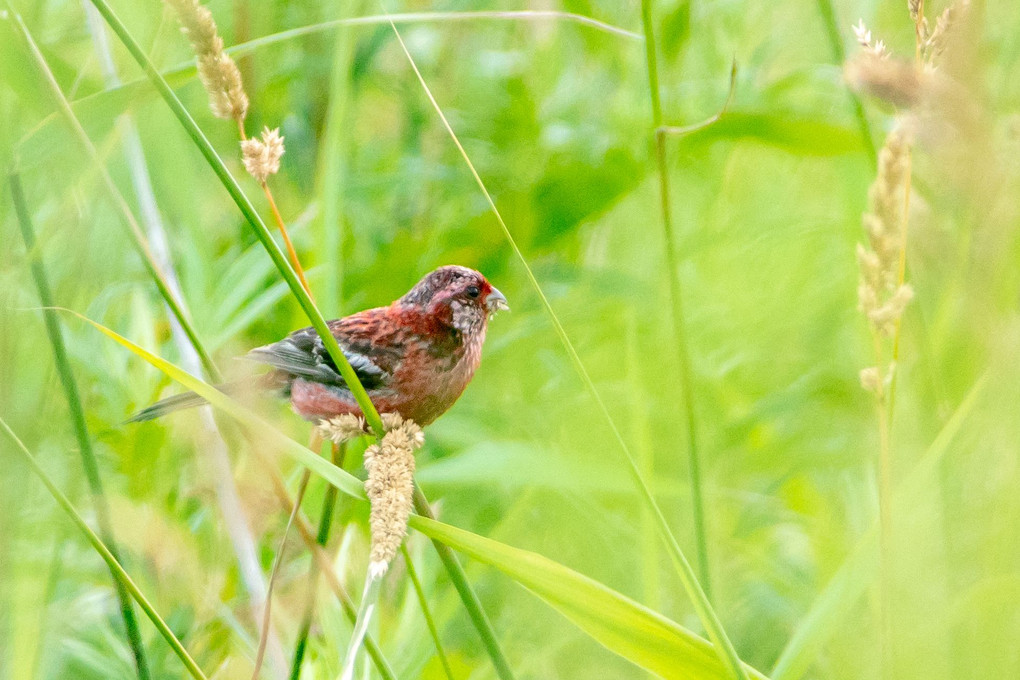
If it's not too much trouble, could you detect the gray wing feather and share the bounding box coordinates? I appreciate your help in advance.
[245,330,389,389]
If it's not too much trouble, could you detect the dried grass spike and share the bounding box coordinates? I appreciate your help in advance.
[845,55,926,109]
[908,0,922,23]
[925,2,966,61]
[857,124,914,348]
[364,415,424,577]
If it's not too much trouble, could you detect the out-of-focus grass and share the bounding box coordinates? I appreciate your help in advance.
[3,1,1020,679]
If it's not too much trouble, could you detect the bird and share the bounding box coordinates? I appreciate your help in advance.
[129,265,509,426]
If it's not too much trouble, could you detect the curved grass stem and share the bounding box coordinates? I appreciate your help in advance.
[10,172,152,680]
[261,181,315,300]
[386,12,749,679]
[0,418,208,680]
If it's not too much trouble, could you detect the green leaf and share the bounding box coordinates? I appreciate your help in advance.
[63,308,366,500]
[408,515,771,680]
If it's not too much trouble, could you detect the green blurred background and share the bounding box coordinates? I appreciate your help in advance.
[2,0,1019,678]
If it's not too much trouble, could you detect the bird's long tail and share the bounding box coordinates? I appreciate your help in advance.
[127,376,278,423]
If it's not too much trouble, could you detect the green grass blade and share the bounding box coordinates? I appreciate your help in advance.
[0,418,208,680]
[10,172,152,680]
[83,1,514,672]
[63,309,366,499]
[771,373,990,680]
[406,515,770,680]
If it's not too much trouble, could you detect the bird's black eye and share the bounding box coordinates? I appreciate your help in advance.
[466,285,480,299]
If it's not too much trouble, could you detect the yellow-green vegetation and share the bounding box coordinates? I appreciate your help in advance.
[2,1,1018,679]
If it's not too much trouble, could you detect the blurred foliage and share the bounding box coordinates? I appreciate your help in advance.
[3,0,1020,679]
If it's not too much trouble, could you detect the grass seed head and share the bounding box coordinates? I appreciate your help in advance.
[241,127,285,184]
[318,413,365,444]
[857,124,914,341]
[164,0,248,123]
[364,415,424,577]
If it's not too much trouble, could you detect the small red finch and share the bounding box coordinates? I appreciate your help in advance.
[131,266,509,425]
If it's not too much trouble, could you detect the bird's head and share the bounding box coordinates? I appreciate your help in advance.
[400,265,509,335]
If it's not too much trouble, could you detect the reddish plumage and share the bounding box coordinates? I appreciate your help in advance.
[130,266,508,426]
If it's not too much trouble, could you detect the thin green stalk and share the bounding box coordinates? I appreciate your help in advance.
[0,417,209,680]
[10,172,152,680]
[85,0,380,433]
[386,15,749,680]
[814,0,877,165]
[289,443,345,680]
[639,0,711,601]
[4,2,218,381]
[412,487,514,680]
[403,543,455,680]
[85,3,512,673]
[222,10,641,55]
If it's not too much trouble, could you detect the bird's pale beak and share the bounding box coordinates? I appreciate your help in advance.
[486,287,510,317]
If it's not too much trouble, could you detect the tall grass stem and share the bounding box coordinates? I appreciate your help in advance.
[639,0,711,602]
[412,486,514,680]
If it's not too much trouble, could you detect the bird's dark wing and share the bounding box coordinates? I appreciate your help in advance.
[245,309,403,390]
